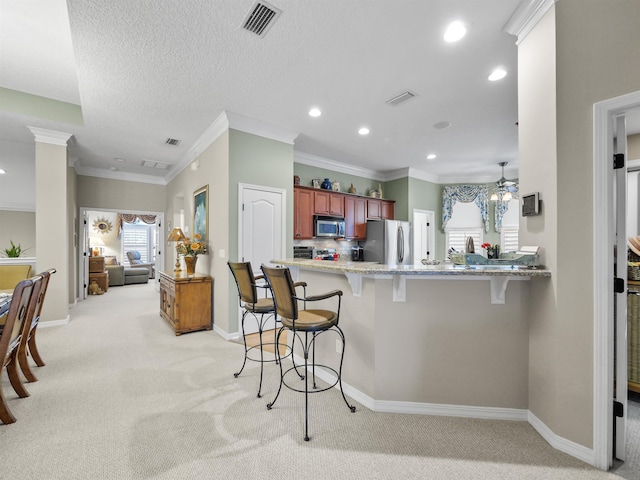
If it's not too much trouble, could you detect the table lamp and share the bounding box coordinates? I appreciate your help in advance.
[90,237,105,257]
[168,227,185,272]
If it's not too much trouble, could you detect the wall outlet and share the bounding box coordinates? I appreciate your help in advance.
[336,338,343,354]
[219,249,225,258]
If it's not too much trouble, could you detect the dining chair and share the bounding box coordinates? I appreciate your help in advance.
[261,264,355,441]
[17,268,55,382]
[0,277,37,424]
[228,261,306,398]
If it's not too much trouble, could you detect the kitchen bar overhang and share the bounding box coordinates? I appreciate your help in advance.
[271,259,551,304]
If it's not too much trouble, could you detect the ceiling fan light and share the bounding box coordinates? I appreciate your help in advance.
[490,193,498,201]
[503,192,512,201]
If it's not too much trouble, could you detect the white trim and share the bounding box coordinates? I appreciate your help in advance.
[226,111,298,145]
[75,167,167,185]
[0,202,35,212]
[592,89,640,470]
[528,411,596,466]
[213,323,239,341]
[39,316,70,328]
[27,126,73,146]
[295,151,386,181]
[503,0,557,45]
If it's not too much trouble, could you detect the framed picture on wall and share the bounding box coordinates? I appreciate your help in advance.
[193,185,209,245]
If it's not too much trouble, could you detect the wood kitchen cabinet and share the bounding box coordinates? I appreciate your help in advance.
[159,271,212,335]
[314,190,344,217]
[367,199,395,220]
[294,187,315,239]
[344,196,367,239]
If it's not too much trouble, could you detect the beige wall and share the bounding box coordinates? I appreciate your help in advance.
[294,269,530,408]
[520,0,640,449]
[76,176,166,212]
[630,133,640,160]
[0,210,36,257]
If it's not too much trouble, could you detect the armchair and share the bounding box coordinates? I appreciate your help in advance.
[126,251,155,279]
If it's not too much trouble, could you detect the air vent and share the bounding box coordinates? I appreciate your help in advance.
[386,90,417,107]
[141,160,170,170]
[165,138,181,146]
[242,1,281,37]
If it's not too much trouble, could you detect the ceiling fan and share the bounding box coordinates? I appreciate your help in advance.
[490,161,518,201]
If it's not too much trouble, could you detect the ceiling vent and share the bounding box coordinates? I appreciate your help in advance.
[386,90,417,107]
[165,138,181,146]
[141,160,170,170]
[242,1,281,37]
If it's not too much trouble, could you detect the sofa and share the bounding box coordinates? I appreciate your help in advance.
[104,256,149,286]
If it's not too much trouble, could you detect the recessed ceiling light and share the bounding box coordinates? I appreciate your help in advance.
[426,154,437,160]
[433,121,451,130]
[488,68,507,81]
[0,169,6,174]
[308,108,321,117]
[115,157,125,162]
[444,21,466,42]
[109,166,117,171]
[358,127,370,135]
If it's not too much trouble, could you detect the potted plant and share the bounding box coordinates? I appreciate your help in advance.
[2,240,29,258]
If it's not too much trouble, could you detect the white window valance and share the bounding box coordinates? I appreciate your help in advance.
[442,185,489,233]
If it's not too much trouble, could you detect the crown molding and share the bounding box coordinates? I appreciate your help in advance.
[0,202,35,212]
[27,126,73,146]
[294,151,387,181]
[75,166,167,185]
[226,111,298,145]
[503,0,557,45]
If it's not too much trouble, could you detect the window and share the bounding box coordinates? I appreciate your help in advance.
[446,228,483,253]
[122,223,154,264]
[445,201,483,253]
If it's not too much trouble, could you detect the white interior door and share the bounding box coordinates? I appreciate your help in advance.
[614,114,628,460]
[413,209,435,264]
[238,184,286,334]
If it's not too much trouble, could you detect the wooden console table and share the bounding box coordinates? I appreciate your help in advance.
[159,271,212,335]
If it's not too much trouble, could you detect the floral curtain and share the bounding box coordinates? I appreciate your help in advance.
[442,185,489,233]
[494,192,519,233]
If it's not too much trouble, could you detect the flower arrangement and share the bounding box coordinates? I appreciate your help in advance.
[481,243,495,251]
[176,233,206,257]
[481,242,500,259]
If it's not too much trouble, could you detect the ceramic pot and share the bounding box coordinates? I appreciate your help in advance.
[321,178,332,189]
[184,256,197,275]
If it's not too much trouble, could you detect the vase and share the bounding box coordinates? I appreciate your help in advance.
[321,178,332,189]
[184,256,197,275]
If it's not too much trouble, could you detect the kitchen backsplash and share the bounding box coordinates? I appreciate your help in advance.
[293,238,359,259]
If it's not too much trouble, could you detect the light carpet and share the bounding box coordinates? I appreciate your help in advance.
[0,283,632,479]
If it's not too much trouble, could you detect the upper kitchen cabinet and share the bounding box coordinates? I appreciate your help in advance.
[344,196,367,239]
[367,199,395,220]
[314,190,344,217]
[294,187,314,239]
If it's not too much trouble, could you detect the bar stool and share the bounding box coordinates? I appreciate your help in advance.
[228,262,305,398]
[261,264,355,441]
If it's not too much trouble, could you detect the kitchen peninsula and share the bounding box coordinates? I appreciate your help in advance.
[271,258,551,418]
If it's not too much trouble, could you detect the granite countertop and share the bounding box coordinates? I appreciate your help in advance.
[272,259,551,277]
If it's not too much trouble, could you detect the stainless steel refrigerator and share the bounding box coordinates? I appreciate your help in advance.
[363,220,412,265]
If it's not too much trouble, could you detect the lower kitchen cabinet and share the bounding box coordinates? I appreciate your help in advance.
[159,271,212,335]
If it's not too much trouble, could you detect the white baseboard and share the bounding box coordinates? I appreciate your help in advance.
[39,315,70,328]
[527,411,596,466]
[213,324,241,341]
[224,338,597,468]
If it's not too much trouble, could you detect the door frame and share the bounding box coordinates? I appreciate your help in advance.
[412,209,435,263]
[78,207,164,300]
[593,89,640,469]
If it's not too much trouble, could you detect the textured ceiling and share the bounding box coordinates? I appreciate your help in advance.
[1,0,638,192]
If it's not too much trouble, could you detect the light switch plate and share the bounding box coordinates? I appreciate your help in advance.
[219,249,225,258]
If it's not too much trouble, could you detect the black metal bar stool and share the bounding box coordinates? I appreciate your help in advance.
[228,262,305,398]
[261,264,355,441]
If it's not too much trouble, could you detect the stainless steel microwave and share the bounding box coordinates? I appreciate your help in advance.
[315,217,345,238]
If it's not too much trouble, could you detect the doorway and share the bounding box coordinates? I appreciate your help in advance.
[236,183,286,334]
[412,209,435,264]
[593,90,640,471]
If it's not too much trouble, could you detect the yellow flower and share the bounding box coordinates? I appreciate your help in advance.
[193,233,202,240]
